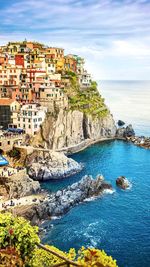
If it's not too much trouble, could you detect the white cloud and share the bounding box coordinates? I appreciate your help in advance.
[0,0,150,79]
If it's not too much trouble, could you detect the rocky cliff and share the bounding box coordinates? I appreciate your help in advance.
[31,76,116,151]
[0,170,40,199]
[32,110,116,151]
[26,150,82,181]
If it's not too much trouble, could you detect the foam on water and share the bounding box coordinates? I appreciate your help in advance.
[103,188,115,194]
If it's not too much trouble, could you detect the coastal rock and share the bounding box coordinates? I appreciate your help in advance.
[27,150,82,180]
[116,124,135,138]
[117,120,125,127]
[125,124,135,137]
[0,170,40,199]
[31,109,116,152]
[116,176,130,190]
[127,136,150,149]
[15,175,113,224]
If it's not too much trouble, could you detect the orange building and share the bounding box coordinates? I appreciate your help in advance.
[0,55,8,65]
[64,55,77,73]
[11,87,22,101]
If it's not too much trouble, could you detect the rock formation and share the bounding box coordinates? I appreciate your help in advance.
[117,120,125,127]
[14,175,113,224]
[127,136,150,149]
[0,170,40,199]
[116,124,135,138]
[116,176,130,190]
[27,150,82,181]
[31,110,116,151]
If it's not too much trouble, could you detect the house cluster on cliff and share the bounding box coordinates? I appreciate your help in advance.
[0,40,91,135]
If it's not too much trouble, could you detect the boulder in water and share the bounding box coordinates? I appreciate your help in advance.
[116,176,130,190]
[125,124,135,137]
[118,120,125,127]
[116,124,135,138]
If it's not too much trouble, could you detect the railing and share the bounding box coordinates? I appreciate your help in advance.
[36,243,81,267]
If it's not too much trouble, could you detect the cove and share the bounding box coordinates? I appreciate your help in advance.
[41,140,150,267]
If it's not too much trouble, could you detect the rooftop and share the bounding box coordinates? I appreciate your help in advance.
[0,98,18,106]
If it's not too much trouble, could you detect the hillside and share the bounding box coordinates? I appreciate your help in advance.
[31,73,116,151]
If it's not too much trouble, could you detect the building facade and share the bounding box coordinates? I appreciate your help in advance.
[0,99,20,129]
[17,103,47,135]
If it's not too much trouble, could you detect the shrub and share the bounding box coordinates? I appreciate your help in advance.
[0,213,118,267]
[0,213,40,263]
[7,148,21,159]
[77,247,118,267]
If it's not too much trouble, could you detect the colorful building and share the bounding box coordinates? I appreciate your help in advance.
[0,98,20,129]
[17,103,47,135]
[64,55,77,73]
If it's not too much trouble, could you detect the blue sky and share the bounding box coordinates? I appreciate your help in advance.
[0,0,150,80]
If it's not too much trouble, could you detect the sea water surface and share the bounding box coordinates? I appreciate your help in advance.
[41,81,150,267]
[100,80,150,136]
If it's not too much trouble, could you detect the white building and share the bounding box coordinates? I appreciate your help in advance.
[17,103,47,135]
[48,73,61,81]
[46,62,56,74]
[79,70,91,87]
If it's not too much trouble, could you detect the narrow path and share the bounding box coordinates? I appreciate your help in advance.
[0,193,47,211]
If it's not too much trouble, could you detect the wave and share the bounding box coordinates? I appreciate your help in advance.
[103,188,115,194]
[84,196,98,202]
[51,215,62,220]
[126,181,132,190]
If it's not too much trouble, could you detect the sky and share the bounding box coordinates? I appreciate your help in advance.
[0,0,150,80]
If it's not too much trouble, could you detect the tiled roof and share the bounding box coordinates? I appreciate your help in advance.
[0,98,16,106]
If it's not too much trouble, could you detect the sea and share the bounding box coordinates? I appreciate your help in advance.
[41,81,150,267]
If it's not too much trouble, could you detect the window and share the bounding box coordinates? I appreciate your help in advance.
[23,118,25,122]
[23,124,25,129]
[28,119,31,122]
[18,124,20,127]
[8,141,10,145]
[0,142,1,146]
[29,125,31,128]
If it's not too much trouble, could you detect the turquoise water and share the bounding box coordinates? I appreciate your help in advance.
[42,81,150,266]
[42,140,150,267]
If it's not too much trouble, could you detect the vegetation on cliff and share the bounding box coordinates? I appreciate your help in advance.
[0,213,118,267]
[64,71,109,118]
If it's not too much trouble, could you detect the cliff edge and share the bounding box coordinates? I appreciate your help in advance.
[31,76,116,151]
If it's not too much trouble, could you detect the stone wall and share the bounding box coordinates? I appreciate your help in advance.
[0,135,23,152]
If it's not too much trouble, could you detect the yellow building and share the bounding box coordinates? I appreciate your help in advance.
[56,58,65,73]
